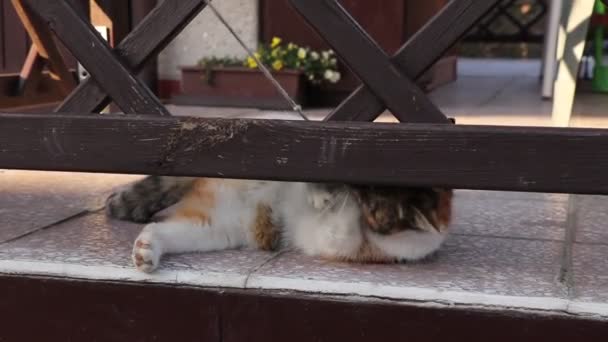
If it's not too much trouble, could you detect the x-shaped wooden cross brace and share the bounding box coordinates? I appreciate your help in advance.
[21,0,501,123]
[288,0,501,124]
[20,0,212,115]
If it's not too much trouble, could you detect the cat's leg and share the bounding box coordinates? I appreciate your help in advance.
[132,220,244,273]
[132,178,247,273]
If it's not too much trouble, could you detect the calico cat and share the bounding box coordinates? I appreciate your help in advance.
[106,176,453,273]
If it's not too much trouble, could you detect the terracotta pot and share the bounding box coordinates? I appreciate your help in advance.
[178,66,306,109]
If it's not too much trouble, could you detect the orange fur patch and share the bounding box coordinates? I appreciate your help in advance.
[252,204,280,251]
[436,189,453,230]
[322,236,394,264]
[172,178,215,225]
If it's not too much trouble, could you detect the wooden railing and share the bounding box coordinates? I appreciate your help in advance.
[1,0,608,196]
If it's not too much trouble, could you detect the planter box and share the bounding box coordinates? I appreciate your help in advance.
[176,66,306,109]
[260,0,457,107]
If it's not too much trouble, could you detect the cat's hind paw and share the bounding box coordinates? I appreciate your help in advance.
[132,233,161,273]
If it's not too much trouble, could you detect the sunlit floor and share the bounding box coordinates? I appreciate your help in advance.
[2,58,608,318]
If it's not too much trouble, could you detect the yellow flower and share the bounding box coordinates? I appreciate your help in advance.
[287,43,296,50]
[271,48,280,58]
[272,60,284,71]
[246,56,258,68]
[297,48,307,59]
[271,37,282,48]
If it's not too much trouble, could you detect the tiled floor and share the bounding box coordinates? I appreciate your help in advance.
[2,171,607,317]
[2,58,608,318]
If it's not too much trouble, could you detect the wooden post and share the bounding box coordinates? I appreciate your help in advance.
[551,0,595,127]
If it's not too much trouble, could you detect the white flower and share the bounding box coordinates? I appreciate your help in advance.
[322,51,330,60]
[330,58,337,66]
[330,71,341,83]
[308,74,315,81]
[310,51,320,60]
[297,48,307,59]
[324,70,341,83]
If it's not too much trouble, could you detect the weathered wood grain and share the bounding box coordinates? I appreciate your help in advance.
[24,0,168,115]
[289,0,448,123]
[2,113,608,194]
[324,0,501,122]
[57,0,207,113]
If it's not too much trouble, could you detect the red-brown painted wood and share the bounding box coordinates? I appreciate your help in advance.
[0,275,605,341]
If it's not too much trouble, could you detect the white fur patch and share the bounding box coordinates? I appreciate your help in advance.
[279,184,363,258]
[366,230,446,261]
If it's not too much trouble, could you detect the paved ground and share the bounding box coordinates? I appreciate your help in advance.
[2,58,608,318]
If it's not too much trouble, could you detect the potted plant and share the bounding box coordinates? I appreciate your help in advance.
[178,37,341,109]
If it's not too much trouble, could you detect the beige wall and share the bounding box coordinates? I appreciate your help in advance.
[158,0,259,80]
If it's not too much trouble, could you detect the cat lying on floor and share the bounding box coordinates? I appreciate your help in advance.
[106,176,453,273]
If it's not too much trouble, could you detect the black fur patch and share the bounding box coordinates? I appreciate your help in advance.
[105,176,195,223]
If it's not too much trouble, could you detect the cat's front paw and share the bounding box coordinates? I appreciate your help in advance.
[132,232,161,273]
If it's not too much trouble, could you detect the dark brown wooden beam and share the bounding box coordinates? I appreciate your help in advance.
[57,0,207,113]
[288,0,448,123]
[2,113,608,195]
[325,0,501,122]
[24,0,169,115]
[11,0,76,95]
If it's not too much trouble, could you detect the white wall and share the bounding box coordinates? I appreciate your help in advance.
[158,0,259,80]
